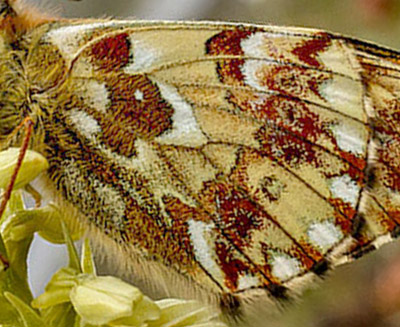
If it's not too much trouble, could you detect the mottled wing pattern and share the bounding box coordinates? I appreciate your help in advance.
[26,21,400,301]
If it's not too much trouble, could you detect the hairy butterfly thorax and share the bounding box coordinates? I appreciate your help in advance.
[0,0,55,149]
[2,0,400,325]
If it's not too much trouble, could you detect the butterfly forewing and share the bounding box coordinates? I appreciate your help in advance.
[2,13,400,312]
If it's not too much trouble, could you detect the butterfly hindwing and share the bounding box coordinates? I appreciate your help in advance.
[16,20,400,310]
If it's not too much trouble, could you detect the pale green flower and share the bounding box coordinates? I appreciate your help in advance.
[70,275,159,326]
[0,148,48,190]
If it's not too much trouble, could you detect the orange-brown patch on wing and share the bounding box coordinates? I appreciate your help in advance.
[291,36,332,68]
[253,64,330,100]
[228,148,362,265]
[330,200,356,233]
[205,27,258,86]
[162,194,211,224]
[89,33,131,72]
[214,239,265,291]
[256,124,321,167]
[94,74,174,157]
[205,28,257,56]
[216,243,248,288]
[199,179,321,284]
[211,183,266,249]
[339,151,367,171]
[227,89,367,172]
[161,191,273,291]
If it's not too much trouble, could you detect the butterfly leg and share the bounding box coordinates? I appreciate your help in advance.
[24,184,42,208]
[0,253,9,271]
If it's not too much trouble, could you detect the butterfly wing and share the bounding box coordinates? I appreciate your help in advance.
[26,21,400,307]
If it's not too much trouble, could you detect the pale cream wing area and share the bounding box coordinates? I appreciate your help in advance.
[20,20,400,307]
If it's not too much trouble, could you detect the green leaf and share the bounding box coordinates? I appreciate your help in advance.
[0,192,33,326]
[61,220,81,272]
[3,204,82,245]
[1,192,35,280]
[40,303,77,327]
[4,292,45,327]
[0,187,25,223]
[81,239,96,275]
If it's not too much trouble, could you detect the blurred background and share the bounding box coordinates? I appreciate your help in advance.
[25,0,400,326]
[27,0,400,47]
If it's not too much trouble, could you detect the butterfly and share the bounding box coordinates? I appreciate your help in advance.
[1,0,400,325]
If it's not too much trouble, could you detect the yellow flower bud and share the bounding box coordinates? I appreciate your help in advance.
[0,148,49,190]
[70,275,145,325]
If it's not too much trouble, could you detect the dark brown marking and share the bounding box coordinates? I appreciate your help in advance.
[220,293,242,320]
[390,225,400,238]
[351,243,376,259]
[267,283,289,300]
[351,214,366,238]
[256,124,320,167]
[365,164,378,190]
[215,186,264,249]
[259,175,285,202]
[311,259,330,277]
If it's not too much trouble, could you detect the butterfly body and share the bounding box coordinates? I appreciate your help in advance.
[1,1,400,323]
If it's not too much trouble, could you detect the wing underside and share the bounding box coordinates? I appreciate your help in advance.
[28,20,400,302]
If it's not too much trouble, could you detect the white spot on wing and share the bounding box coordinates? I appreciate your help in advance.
[241,60,267,92]
[187,219,224,282]
[318,40,361,79]
[319,76,364,121]
[241,32,269,58]
[271,254,300,281]
[330,123,365,155]
[68,109,101,140]
[77,79,110,114]
[124,39,159,73]
[372,233,393,249]
[308,220,343,251]
[329,174,360,207]
[155,82,207,147]
[45,22,120,60]
[237,274,260,291]
[134,89,144,101]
